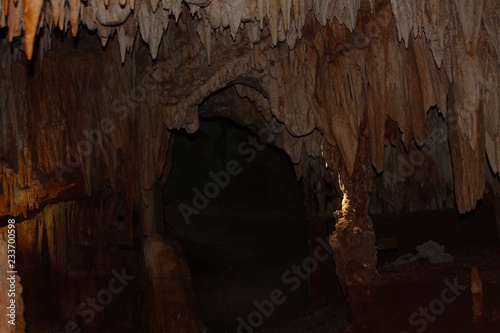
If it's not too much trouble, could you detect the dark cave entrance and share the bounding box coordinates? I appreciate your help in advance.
[162,117,346,331]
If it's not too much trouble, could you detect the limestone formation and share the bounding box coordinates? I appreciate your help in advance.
[144,233,205,333]
[0,0,499,330]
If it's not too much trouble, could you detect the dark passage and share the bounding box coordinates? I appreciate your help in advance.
[162,118,347,332]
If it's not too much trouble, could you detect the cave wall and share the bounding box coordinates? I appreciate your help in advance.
[0,194,140,331]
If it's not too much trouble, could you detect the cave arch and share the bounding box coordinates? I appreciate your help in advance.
[163,115,309,331]
[169,81,341,219]
[157,84,346,330]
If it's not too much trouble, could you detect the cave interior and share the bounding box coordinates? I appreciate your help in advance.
[0,0,500,332]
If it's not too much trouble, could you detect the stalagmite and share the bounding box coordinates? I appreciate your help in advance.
[144,234,205,333]
[471,266,484,323]
[327,129,377,303]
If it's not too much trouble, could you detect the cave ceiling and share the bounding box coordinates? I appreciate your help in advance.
[0,0,499,222]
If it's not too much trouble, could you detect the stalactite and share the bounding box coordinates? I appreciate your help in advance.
[7,0,22,42]
[22,0,44,59]
[0,0,498,215]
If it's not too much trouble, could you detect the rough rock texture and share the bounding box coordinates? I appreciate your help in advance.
[0,0,499,330]
[326,121,377,321]
[144,233,205,333]
[1,0,498,218]
[0,195,138,331]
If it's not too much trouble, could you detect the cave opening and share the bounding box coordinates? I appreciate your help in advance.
[162,116,346,331]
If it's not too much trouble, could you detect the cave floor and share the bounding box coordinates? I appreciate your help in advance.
[26,207,500,333]
[363,206,500,333]
[356,246,500,333]
[168,207,500,333]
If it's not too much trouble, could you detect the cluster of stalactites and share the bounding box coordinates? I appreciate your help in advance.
[0,0,370,62]
[389,0,499,213]
[0,0,499,218]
